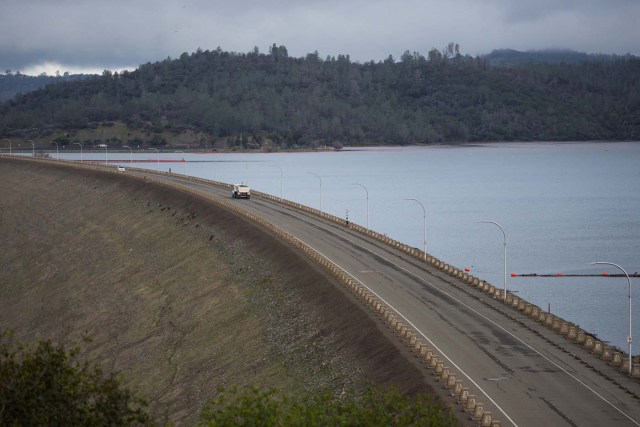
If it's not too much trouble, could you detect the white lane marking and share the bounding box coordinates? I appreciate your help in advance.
[290,238,519,427]
[165,177,639,426]
[288,224,640,427]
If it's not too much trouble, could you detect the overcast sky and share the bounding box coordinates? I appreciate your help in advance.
[1,0,639,75]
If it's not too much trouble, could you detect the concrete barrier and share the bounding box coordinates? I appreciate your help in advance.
[408,335,417,347]
[389,316,398,329]
[418,345,428,358]
[531,305,540,319]
[524,303,533,315]
[459,388,470,404]
[559,321,570,335]
[446,374,457,389]
[592,340,604,356]
[544,313,555,327]
[398,324,407,335]
[429,355,438,369]
[611,352,623,367]
[440,366,450,382]
[601,346,613,361]
[435,361,444,375]
[621,359,630,373]
[505,293,514,305]
[424,350,434,365]
[453,380,463,396]
[481,412,494,427]
[473,404,484,421]
[632,364,640,379]
[583,335,595,350]
[466,395,477,413]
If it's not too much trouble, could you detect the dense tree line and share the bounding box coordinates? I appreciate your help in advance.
[1,45,639,147]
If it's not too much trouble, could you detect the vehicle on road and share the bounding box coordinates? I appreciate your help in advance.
[232,184,250,199]
[117,166,126,172]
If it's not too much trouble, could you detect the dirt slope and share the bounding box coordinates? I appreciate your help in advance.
[0,158,439,425]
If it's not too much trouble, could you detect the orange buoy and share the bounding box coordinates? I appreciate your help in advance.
[464,267,470,272]
[602,272,609,276]
[511,273,517,277]
[556,273,564,277]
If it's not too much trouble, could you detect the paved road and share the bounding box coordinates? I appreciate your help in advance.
[141,171,640,427]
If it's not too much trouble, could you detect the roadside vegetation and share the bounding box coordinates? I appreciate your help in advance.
[0,329,152,426]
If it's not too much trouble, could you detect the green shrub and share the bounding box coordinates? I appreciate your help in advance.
[0,330,152,426]
[199,385,458,426]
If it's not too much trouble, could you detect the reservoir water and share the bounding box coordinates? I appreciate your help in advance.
[59,141,640,351]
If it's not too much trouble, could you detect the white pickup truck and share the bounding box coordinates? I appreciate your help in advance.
[232,184,251,199]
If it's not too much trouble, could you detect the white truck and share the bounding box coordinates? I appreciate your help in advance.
[232,184,251,199]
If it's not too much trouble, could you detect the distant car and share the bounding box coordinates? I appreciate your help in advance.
[117,166,126,172]
[232,184,250,199]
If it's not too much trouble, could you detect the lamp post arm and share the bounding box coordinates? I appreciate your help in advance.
[479,220,507,302]
[591,261,633,375]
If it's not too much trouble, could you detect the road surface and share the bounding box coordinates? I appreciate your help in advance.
[138,171,640,426]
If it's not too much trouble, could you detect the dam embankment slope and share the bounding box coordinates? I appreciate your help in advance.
[0,158,434,425]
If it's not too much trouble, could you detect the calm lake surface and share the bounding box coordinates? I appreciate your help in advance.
[59,141,640,351]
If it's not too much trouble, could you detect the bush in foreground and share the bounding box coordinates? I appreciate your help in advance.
[199,385,458,426]
[0,330,151,426]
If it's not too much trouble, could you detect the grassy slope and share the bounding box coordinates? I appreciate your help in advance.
[0,159,437,425]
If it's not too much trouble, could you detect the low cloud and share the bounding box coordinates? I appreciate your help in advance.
[1,0,638,75]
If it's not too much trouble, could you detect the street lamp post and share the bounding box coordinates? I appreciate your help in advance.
[148,148,160,172]
[2,139,10,156]
[404,198,427,261]
[307,172,322,212]
[73,142,83,163]
[270,164,283,199]
[354,183,369,229]
[122,146,133,164]
[590,261,633,375]
[51,141,59,160]
[26,139,34,157]
[480,220,507,302]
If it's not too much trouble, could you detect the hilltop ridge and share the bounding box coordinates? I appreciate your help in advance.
[1,45,639,148]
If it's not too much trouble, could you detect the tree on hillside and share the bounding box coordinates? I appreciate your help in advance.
[0,330,151,426]
[1,44,638,146]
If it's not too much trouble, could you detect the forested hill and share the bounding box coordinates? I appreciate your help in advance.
[0,73,91,102]
[1,45,639,148]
